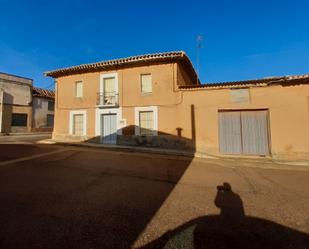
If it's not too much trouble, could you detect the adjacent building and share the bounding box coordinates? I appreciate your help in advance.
[32,87,55,131]
[0,72,55,133]
[45,51,309,160]
[0,72,33,133]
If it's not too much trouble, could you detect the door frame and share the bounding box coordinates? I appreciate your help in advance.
[100,113,118,144]
[218,109,271,156]
[95,108,122,140]
[69,110,87,136]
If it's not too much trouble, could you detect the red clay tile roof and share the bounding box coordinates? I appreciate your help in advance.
[33,87,55,99]
[45,51,197,80]
[179,74,309,90]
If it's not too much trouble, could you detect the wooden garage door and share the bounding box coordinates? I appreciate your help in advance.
[219,110,270,155]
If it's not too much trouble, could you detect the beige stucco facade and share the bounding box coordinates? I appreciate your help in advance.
[50,55,309,160]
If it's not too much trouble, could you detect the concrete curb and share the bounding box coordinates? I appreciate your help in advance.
[37,139,309,169]
[37,139,219,159]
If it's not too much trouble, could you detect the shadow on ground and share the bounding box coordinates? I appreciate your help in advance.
[141,183,309,249]
[0,105,200,249]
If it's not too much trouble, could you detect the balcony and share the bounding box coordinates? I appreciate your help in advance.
[97,92,119,107]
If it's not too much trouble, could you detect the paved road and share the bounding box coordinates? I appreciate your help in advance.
[0,144,308,249]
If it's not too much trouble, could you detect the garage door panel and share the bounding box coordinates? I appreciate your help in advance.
[218,110,270,156]
[219,111,242,154]
[241,111,269,155]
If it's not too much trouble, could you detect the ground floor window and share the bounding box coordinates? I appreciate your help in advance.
[69,110,87,136]
[47,114,54,127]
[139,111,154,135]
[11,113,27,126]
[134,106,158,136]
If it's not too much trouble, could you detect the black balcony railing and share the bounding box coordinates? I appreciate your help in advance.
[97,92,119,106]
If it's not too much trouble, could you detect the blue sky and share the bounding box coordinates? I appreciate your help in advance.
[0,0,309,88]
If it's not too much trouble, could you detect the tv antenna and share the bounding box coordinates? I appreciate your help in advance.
[196,35,203,84]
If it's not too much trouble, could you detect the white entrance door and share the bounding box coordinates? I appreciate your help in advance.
[101,113,117,144]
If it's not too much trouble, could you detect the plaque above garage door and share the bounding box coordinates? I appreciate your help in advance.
[218,110,270,156]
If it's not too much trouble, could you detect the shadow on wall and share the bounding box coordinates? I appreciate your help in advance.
[140,183,309,249]
[86,125,196,153]
[1,92,13,133]
[86,104,197,153]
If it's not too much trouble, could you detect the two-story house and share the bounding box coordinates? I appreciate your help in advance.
[46,52,198,149]
[46,51,309,160]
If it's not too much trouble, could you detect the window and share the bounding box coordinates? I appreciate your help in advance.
[69,110,87,136]
[75,81,83,98]
[73,114,84,135]
[135,106,158,136]
[139,111,154,135]
[47,114,54,127]
[141,74,152,94]
[48,101,54,111]
[11,113,27,126]
[99,73,119,106]
[103,77,116,105]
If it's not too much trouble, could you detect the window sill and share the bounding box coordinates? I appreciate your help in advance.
[141,92,152,96]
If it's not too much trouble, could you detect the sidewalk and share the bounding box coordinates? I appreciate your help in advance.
[38,139,309,169]
[38,139,206,158]
[1,132,52,136]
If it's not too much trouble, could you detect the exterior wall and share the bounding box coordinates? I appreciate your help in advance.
[52,62,309,160]
[53,63,182,140]
[32,97,54,131]
[1,104,32,133]
[178,84,309,160]
[0,74,32,106]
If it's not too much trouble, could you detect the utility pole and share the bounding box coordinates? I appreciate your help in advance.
[196,35,203,84]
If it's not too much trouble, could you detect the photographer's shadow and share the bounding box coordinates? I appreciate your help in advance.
[141,182,309,249]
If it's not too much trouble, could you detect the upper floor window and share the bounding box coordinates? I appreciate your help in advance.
[98,73,119,106]
[48,101,54,111]
[140,74,152,94]
[75,81,83,98]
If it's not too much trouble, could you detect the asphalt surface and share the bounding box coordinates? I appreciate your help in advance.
[0,143,308,249]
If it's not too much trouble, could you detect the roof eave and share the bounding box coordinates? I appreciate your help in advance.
[44,51,193,78]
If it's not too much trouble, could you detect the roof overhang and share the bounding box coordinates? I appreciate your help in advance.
[44,51,198,83]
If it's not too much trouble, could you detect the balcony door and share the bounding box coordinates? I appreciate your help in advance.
[103,77,116,105]
[99,73,118,106]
